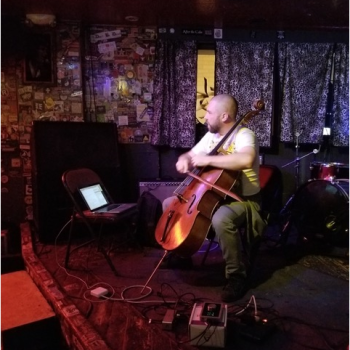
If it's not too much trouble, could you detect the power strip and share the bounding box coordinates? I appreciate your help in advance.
[90,287,108,298]
[162,309,175,330]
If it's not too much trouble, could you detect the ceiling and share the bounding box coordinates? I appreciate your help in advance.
[1,0,349,32]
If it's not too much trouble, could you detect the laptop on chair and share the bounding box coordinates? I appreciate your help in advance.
[79,183,136,214]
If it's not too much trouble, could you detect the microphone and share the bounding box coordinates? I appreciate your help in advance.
[313,144,322,154]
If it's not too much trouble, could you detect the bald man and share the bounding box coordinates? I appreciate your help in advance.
[164,94,265,302]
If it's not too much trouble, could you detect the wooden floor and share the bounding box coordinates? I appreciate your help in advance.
[17,221,349,350]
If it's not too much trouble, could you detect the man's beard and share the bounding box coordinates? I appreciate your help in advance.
[207,123,219,134]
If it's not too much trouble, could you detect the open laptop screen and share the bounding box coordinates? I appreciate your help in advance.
[79,183,109,211]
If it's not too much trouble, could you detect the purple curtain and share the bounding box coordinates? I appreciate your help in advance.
[332,43,349,147]
[151,40,197,148]
[278,43,335,144]
[215,42,275,147]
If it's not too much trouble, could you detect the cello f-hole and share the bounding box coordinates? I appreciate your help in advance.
[160,210,175,242]
[187,194,196,215]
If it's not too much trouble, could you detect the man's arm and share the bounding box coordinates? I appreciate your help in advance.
[190,146,256,171]
[176,150,196,173]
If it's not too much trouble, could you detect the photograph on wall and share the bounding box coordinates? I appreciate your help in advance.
[24,32,55,84]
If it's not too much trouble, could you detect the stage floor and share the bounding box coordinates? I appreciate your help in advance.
[20,222,349,350]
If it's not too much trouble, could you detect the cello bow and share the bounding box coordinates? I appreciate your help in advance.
[187,171,243,202]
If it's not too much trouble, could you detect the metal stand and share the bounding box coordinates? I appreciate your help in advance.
[279,132,320,245]
[281,131,319,189]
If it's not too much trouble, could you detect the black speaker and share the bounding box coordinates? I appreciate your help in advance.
[118,143,160,202]
[31,121,122,243]
[138,180,183,204]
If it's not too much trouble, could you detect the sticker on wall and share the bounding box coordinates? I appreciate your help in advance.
[44,96,55,110]
[25,183,32,196]
[136,104,150,122]
[71,102,82,114]
[118,115,129,126]
[24,196,32,205]
[18,86,33,102]
[18,105,33,125]
[90,29,122,43]
[1,175,9,184]
[11,158,21,168]
[98,41,117,54]
[25,205,33,220]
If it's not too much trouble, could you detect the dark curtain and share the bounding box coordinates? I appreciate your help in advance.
[332,43,349,147]
[278,43,334,144]
[215,42,275,147]
[151,40,197,148]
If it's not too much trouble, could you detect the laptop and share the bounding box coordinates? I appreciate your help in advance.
[78,183,136,214]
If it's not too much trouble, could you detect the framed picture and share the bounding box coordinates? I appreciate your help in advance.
[24,32,55,84]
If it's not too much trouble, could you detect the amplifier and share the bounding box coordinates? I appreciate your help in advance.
[138,180,183,203]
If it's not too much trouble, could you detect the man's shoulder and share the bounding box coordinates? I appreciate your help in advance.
[236,127,256,139]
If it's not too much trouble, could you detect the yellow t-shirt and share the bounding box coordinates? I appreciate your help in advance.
[191,126,260,196]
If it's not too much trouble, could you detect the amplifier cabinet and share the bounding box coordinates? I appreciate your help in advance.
[138,180,183,204]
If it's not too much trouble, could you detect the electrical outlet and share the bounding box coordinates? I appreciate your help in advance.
[90,287,108,298]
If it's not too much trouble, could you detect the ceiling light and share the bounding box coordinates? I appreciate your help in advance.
[125,16,139,22]
[25,14,56,27]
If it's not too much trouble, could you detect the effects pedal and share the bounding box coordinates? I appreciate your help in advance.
[188,303,227,348]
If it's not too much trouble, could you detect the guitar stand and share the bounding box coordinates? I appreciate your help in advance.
[140,250,169,294]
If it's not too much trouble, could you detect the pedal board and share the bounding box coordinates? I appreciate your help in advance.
[237,319,276,342]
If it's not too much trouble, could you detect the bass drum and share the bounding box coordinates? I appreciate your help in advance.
[290,179,349,247]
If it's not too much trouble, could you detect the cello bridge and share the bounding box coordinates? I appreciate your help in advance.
[176,194,188,203]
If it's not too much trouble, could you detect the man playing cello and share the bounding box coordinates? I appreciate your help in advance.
[163,94,265,302]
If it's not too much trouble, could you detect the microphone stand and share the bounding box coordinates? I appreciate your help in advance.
[281,131,302,189]
[279,133,320,246]
[281,132,321,189]
[282,150,319,187]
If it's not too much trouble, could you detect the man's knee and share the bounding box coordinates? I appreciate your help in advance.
[212,206,234,229]
[162,196,177,211]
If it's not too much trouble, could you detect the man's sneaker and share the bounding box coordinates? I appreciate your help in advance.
[221,276,248,302]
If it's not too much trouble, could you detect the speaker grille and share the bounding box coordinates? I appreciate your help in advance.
[139,180,183,203]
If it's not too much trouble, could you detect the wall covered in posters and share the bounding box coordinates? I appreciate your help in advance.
[1,21,157,229]
[1,21,84,227]
[83,25,156,143]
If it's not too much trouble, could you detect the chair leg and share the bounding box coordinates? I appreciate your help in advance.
[96,223,104,251]
[201,238,215,266]
[65,213,118,276]
[81,219,118,276]
[246,238,262,276]
[64,216,75,268]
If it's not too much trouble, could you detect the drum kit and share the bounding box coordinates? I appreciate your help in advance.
[279,149,349,249]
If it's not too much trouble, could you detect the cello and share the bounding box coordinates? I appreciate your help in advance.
[154,99,265,258]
